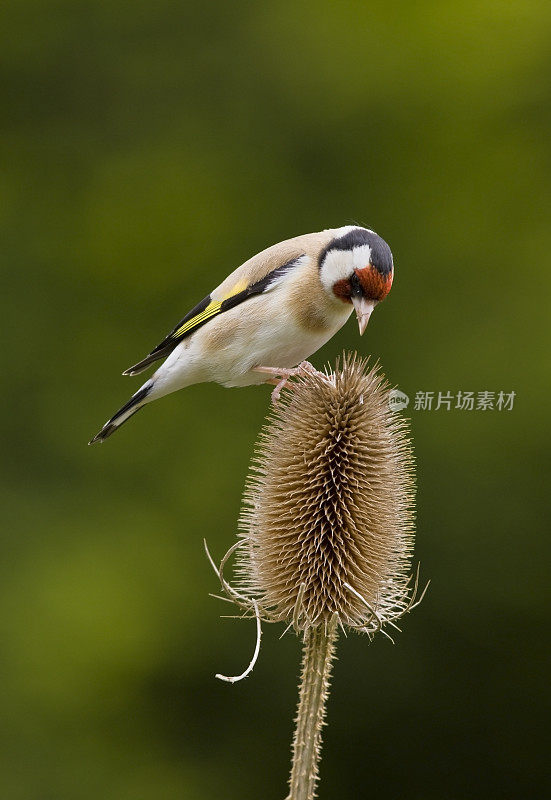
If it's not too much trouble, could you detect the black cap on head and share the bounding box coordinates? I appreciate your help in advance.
[327,228,393,277]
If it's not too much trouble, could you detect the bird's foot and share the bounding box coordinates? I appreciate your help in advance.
[269,375,291,404]
[254,362,323,403]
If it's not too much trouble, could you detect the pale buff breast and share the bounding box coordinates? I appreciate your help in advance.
[196,270,352,388]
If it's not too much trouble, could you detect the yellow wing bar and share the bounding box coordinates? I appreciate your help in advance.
[172,300,222,339]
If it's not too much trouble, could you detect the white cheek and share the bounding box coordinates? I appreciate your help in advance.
[319,244,372,294]
[350,244,373,271]
[320,251,350,293]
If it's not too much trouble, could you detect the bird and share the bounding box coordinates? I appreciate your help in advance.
[89,225,393,444]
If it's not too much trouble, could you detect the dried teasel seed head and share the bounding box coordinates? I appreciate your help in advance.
[235,353,416,634]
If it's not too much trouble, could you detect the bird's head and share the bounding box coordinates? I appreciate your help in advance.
[319,227,394,334]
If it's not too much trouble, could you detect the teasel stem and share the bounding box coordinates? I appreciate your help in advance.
[207,355,424,799]
[286,617,339,800]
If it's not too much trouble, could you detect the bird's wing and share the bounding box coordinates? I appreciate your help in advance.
[123,253,306,376]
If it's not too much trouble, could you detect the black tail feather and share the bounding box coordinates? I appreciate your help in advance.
[122,352,165,376]
[88,382,152,445]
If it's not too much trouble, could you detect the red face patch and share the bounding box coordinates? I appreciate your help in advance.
[333,278,352,302]
[356,266,393,302]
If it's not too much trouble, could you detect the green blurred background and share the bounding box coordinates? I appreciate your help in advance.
[1,1,549,797]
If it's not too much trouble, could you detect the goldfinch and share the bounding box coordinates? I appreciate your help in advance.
[89,225,393,444]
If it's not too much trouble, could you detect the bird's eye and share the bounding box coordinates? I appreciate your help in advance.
[349,272,363,297]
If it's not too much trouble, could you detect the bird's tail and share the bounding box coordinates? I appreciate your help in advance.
[88,380,154,444]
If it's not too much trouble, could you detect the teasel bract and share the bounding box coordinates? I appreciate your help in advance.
[206,353,425,800]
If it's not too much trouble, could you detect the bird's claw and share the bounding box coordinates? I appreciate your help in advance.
[270,378,288,404]
[254,362,322,404]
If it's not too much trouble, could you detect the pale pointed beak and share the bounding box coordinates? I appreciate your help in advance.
[352,296,374,335]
